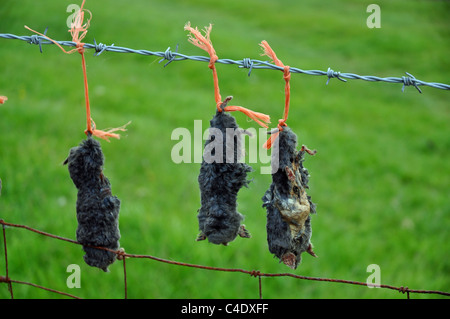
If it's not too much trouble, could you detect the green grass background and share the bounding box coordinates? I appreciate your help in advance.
[0,0,448,299]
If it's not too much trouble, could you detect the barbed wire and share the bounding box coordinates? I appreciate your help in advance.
[1,32,449,93]
[1,219,449,299]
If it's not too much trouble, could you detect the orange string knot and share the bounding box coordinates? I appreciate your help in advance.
[278,118,287,131]
[86,119,131,142]
[283,65,291,82]
[76,42,85,54]
[263,118,288,149]
[209,54,219,70]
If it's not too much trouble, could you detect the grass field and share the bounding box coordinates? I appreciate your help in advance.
[0,0,449,299]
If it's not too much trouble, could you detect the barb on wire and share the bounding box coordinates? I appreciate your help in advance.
[326,67,347,85]
[1,32,449,92]
[93,38,110,56]
[1,219,449,299]
[402,72,422,93]
[27,27,48,53]
[159,44,179,67]
[241,58,254,76]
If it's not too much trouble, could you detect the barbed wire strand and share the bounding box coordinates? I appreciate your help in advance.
[1,33,449,92]
[1,220,449,299]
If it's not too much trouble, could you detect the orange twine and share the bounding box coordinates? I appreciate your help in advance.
[25,0,129,141]
[0,96,7,104]
[89,120,131,142]
[184,22,270,128]
[260,40,291,149]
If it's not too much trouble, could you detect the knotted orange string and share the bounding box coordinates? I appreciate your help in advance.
[89,120,131,142]
[25,0,129,141]
[0,96,7,104]
[184,22,270,128]
[260,40,291,149]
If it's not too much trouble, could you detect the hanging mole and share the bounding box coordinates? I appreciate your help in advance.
[196,96,252,245]
[64,136,121,271]
[262,126,317,269]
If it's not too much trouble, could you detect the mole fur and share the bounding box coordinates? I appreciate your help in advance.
[64,137,121,271]
[262,126,317,269]
[197,101,252,245]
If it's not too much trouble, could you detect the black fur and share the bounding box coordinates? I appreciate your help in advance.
[65,137,121,271]
[197,106,252,245]
[262,127,316,269]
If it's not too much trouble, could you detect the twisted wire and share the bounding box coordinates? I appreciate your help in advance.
[1,33,449,92]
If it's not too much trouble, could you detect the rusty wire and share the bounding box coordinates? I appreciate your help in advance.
[1,219,449,299]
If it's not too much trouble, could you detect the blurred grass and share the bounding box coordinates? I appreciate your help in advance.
[0,0,449,299]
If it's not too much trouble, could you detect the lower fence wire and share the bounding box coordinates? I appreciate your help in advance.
[1,221,13,298]
[122,257,127,299]
[1,219,449,299]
